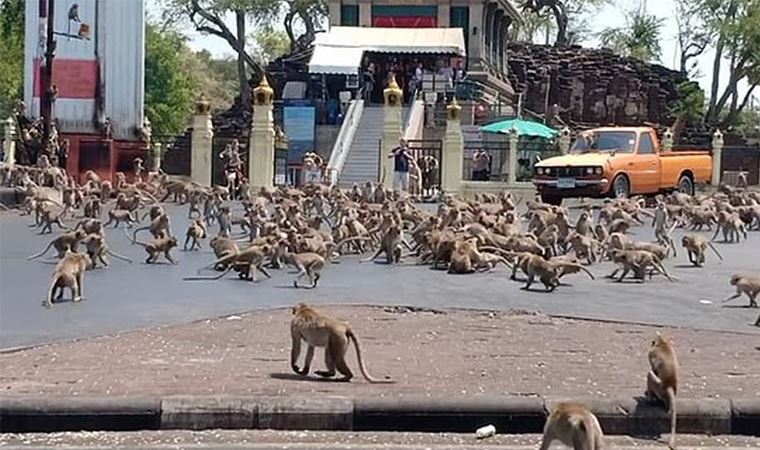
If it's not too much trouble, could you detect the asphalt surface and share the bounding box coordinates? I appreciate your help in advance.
[1,430,759,449]
[1,204,759,349]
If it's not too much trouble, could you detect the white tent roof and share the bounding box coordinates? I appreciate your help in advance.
[308,45,366,75]
[308,27,466,75]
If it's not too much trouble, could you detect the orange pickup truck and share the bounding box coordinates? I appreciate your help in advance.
[533,127,712,204]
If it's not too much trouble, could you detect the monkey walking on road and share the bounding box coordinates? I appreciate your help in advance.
[290,303,394,383]
[722,274,760,308]
[45,252,91,308]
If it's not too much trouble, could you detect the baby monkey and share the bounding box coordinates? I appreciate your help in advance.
[290,303,393,383]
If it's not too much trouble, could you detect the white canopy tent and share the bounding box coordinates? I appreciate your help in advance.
[307,26,466,75]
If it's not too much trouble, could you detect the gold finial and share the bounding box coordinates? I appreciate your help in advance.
[447,96,461,121]
[254,75,274,106]
[383,74,403,107]
[195,93,211,115]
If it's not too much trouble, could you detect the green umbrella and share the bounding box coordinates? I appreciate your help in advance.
[480,118,558,139]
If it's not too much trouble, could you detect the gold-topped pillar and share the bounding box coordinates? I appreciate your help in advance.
[381,76,403,190]
[191,93,213,185]
[442,97,463,193]
[249,76,275,189]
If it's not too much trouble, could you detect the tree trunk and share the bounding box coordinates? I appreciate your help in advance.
[706,0,737,124]
[551,3,568,47]
[235,10,249,106]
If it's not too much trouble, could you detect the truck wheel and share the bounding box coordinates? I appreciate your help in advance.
[540,193,563,206]
[612,175,630,199]
[677,174,694,196]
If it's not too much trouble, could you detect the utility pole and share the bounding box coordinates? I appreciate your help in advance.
[41,0,56,150]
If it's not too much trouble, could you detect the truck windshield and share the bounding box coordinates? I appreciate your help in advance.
[571,131,637,154]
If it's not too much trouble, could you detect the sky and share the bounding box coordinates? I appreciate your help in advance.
[146,0,752,103]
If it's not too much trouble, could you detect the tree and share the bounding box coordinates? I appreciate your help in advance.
[251,28,291,65]
[598,5,664,62]
[669,81,706,126]
[0,0,24,118]
[520,0,608,46]
[674,0,712,76]
[144,24,196,135]
[185,50,238,110]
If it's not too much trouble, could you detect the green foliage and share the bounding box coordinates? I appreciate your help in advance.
[184,50,238,111]
[734,107,760,138]
[0,0,24,118]
[518,0,609,46]
[144,24,196,135]
[669,82,706,126]
[251,28,290,64]
[598,6,664,62]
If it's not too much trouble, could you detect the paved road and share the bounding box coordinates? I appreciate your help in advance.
[1,205,758,349]
[2,430,759,449]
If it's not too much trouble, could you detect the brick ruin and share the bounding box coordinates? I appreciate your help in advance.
[506,43,696,131]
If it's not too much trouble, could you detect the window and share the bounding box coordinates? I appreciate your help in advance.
[341,5,359,26]
[639,133,655,154]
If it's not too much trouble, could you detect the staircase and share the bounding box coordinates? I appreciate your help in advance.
[338,106,409,187]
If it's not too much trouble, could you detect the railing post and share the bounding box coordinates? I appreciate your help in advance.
[662,127,674,152]
[442,97,463,194]
[249,77,276,189]
[150,142,162,172]
[507,126,519,185]
[558,126,571,155]
[3,116,16,165]
[191,94,213,186]
[381,76,403,190]
[711,129,724,187]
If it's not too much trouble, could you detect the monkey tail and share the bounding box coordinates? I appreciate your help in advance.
[347,329,394,384]
[707,241,724,261]
[28,241,54,260]
[131,226,148,244]
[667,387,677,449]
[45,276,57,308]
[107,250,133,263]
[653,256,676,282]
[579,265,596,280]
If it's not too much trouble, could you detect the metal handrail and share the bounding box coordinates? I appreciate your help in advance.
[403,100,425,142]
[326,98,365,184]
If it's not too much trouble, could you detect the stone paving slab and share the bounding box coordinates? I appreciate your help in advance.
[1,306,758,399]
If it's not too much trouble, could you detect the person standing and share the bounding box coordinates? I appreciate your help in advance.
[472,149,491,181]
[389,138,412,192]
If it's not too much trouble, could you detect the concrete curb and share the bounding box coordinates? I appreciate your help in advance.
[0,396,758,435]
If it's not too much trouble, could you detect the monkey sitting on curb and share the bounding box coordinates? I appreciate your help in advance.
[45,252,91,308]
[646,333,679,449]
[290,303,393,383]
[538,402,606,450]
[722,274,760,308]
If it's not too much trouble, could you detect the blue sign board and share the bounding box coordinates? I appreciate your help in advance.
[283,105,316,164]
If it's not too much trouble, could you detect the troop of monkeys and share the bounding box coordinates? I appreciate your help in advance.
[292,302,680,450]
[7,161,760,324]
[3,160,755,448]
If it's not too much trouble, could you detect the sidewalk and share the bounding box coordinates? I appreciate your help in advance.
[1,305,758,399]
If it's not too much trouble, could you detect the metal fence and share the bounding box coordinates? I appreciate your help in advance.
[463,138,559,182]
[379,139,442,197]
[721,146,760,185]
[155,132,192,176]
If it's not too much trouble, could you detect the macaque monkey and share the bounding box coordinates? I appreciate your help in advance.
[594,223,609,244]
[184,219,207,251]
[722,274,760,308]
[681,234,723,267]
[280,245,326,288]
[538,402,605,450]
[28,230,86,260]
[38,208,69,234]
[646,333,679,449]
[83,233,132,268]
[74,218,104,236]
[609,249,674,282]
[209,236,239,270]
[712,211,747,243]
[140,204,164,222]
[575,211,593,237]
[190,244,272,281]
[131,212,172,242]
[290,303,393,383]
[566,232,598,264]
[524,257,594,291]
[448,238,478,274]
[216,205,232,237]
[360,224,404,264]
[104,209,138,228]
[45,252,91,308]
[82,197,101,218]
[134,236,179,264]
